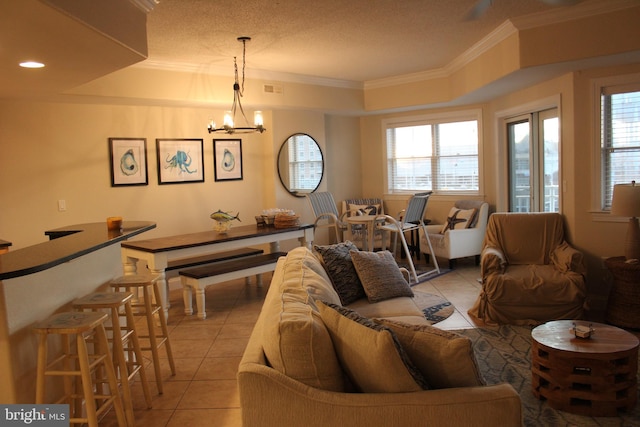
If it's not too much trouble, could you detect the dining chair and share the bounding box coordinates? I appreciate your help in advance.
[377,192,439,283]
[306,192,347,243]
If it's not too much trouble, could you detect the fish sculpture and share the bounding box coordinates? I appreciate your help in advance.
[210,210,241,223]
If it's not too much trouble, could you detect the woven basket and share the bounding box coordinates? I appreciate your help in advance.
[605,256,640,329]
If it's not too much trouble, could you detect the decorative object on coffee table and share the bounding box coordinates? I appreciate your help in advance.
[605,256,640,329]
[531,320,638,417]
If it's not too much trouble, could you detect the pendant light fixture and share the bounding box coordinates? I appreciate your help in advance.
[207,37,266,134]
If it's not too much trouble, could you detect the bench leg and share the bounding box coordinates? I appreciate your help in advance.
[194,284,206,320]
[182,283,193,316]
[256,274,263,287]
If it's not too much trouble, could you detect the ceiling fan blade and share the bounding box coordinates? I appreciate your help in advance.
[538,0,582,5]
[465,0,493,21]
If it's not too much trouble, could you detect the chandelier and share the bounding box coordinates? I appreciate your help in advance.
[207,37,266,134]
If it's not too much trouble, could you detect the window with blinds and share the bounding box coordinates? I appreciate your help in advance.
[385,113,479,194]
[601,86,640,210]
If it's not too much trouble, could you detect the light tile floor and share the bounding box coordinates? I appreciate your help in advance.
[102,257,484,427]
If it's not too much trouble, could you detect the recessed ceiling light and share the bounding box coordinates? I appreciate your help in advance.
[19,61,45,69]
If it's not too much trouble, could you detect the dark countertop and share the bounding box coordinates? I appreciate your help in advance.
[0,221,155,280]
[121,223,313,253]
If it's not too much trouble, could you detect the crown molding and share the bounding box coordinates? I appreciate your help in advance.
[134,60,363,90]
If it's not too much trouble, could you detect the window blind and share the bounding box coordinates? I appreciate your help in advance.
[601,87,640,209]
[386,117,478,193]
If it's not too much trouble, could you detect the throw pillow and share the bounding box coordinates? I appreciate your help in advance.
[349,250,413,303]
[440,207,478,233]
[348,203,381,216]
[317,301,429,392]
[314,241,365,305]
[375,318,485,389]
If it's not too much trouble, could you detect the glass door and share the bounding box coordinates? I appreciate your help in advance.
[507,108,559,212]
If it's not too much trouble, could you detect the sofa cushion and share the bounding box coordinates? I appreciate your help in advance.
[375,319,485,389]
[350,250,413,302]
[441,207,478,233]
[314,241,365,305]
[348,296,427,325]
[261,247,344,392]
[317,301,429,392]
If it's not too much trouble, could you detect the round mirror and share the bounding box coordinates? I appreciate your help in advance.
[277,133,324,197]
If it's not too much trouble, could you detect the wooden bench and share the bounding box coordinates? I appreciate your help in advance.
[165,247,264,277]
[180,252,287,319]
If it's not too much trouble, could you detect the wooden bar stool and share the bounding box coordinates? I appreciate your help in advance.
[110,274,176,394]
[34,311,127,427]
[73,292,153,426]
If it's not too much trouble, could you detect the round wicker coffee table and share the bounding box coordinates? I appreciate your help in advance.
[531,320,638,417]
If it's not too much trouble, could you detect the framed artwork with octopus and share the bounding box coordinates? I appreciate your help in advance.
[213,139,243,182]
[108,137,149,186]
[156,138,205,184]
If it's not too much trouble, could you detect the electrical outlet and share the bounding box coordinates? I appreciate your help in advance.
[57,200,66,212]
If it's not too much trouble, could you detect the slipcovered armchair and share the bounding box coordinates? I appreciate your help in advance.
[468,212,587,326]
[419,200,489,269]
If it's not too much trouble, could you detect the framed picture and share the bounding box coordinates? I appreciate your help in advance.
[156,138,204,184]
[108,137,148,186]
[214,139,243,181]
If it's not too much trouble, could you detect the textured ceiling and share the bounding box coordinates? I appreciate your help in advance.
[144,0,565,83]
[2,0,635,101]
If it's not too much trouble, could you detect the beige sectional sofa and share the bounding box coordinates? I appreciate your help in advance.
[238,246,522,427]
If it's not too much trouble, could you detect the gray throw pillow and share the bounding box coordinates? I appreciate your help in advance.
[313,241,365,305]
[350,250,414,303]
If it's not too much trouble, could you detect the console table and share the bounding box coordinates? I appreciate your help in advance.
[120,223,314,320]
[531,320,638,416]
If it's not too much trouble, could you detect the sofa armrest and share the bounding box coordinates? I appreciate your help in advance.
[481,246,507,276]
[551,241,586,275]
[238,362,522,427]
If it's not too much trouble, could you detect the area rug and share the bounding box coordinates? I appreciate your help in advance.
[454,325,640,427]
[412,290,454,325]
[415,268,450,284]
[395,262,451,284]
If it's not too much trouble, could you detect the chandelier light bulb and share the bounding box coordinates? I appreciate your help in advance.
[254,111,264,127]
[223,111,234,128]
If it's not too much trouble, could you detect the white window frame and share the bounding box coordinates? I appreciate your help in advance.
[382,109,483,196]
[591,73,640,219]
[495,95,561,212]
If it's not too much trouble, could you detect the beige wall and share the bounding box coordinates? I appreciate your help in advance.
[0,100,361,249]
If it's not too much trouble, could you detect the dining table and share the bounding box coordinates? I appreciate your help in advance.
[345,214,385,251]
[120,223,314,320]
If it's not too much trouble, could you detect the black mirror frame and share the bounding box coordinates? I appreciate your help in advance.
[277,133,324,198]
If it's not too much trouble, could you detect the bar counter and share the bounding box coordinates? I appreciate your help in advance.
[0,221,155,404]
[0,221,155,281]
